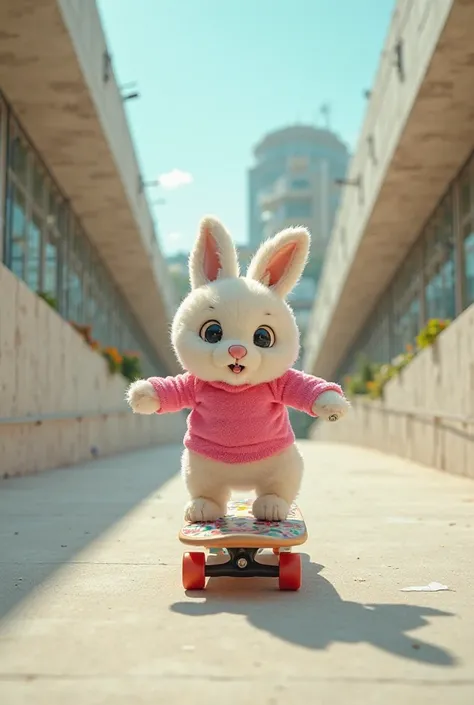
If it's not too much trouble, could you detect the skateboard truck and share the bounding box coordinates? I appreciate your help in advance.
[182,546,301,591]
[206,548,280,579]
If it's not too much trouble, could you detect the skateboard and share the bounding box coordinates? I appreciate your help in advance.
[178,498,308,591]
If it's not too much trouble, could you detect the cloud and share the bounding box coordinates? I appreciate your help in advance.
[167,232,183,244]
[158,168,193,190]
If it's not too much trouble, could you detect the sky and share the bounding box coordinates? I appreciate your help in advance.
[96,0,395,257]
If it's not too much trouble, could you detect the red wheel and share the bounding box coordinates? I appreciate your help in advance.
[182,552,206,590]
[279,552,301,591]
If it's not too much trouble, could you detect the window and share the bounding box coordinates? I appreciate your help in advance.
[67,226,85,323]
[423,193,455,320]
[26,211,42,291]
[339,150,474,376]
[1,107,165,376]
[393,246,421,354]
[291,178,310,190]
[285,199,312,218]
[460,156,474,308]
[10,134,28,185]
[463,224,474,306]
[43,225,60,299]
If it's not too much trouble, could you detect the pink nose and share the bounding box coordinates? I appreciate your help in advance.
[228,345,247,361]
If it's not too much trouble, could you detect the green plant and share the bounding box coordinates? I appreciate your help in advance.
[344,354,379,397]
[121,352,142,382]
[344,318,451,402]
[416,318,450,349]
[38,291,57,310]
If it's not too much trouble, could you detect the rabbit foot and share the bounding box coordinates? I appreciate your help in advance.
[252,494,290,521]
[185,497,225,523]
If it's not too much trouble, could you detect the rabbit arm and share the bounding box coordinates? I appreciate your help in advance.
[277,368,348,418]
[148,373,196,414]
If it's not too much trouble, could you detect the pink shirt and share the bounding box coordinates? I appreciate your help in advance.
[149,369,342,464]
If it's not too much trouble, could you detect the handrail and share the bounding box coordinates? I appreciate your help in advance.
[354,399,474,425]
[0,408,129,426]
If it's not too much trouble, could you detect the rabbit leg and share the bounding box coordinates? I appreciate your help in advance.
[252,443,304,521]
[182,449,231,522]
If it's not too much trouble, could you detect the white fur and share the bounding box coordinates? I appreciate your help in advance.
[171,277,300,386]
[247,226,310,299]
[127,216,348,521]
[126,379,160,414]
[189,216,239,290]
[312,390,350,421]
[182,444,304,522]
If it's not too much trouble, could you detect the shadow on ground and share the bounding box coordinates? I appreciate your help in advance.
[0,444,181,621]
[170,554,457,666]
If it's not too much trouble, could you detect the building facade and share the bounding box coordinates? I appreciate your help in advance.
[247,125,349,261]
[304,0,474,383]
[0,0,185,477]
[1,98,169,377]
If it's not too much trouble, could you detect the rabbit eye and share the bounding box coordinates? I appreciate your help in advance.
[200,320,223,344]
[253,326,275,348]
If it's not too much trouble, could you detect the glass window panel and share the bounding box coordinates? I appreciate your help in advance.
[43,226,59,300]
[32,159,45,207]
[423,194,456,321]
[285,199,312,218]
[463,222,474,307]
[10,133,28,184]
[8,182,27,280]
[459,163,473,220]
[26,211,42,292]
[67,230,84,323]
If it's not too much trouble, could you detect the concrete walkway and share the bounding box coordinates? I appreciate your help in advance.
[0,441,473,704]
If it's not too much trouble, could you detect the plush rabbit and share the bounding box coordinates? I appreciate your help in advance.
[126,216,349,522]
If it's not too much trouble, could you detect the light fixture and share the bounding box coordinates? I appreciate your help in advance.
[394,39,404,81]
[120,81,140,102]
[334,175,361,188]
[138,176,161,194]
[103,51,112,83]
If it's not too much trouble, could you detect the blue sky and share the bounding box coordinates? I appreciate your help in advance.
[97,0,395,256]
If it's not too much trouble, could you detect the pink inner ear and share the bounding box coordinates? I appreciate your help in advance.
[264,242,297,287]
[203,229,221,282]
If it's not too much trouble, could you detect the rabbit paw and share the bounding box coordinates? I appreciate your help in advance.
[185,498,225,523]
[312,390,349,422]
[252,494,290,521]
[126,379,160,414]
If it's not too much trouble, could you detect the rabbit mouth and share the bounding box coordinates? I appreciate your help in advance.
[228,364,246,375]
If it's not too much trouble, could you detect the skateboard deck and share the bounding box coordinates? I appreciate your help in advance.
[179,498,308,549]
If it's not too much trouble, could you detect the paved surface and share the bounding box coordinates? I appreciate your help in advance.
[0,441,473,704]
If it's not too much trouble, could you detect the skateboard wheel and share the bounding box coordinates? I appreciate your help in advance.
[182,552,206,590]
[278,552,301,591]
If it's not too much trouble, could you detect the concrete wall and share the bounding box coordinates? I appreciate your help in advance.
[0,264,186,478]
[312,303,474,479]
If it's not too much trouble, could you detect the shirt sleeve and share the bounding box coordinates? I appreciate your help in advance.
[148,373,196,414]
[275,368,344,417]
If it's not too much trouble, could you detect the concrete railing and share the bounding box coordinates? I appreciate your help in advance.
[0,265,185,478]
[312,302,474,479]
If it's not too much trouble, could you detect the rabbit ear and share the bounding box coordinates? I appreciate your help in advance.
[189,216,239,289]
[246,227,310,298]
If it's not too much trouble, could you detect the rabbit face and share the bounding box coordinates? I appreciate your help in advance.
[172,277,299,386]
[171,216,310,386]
